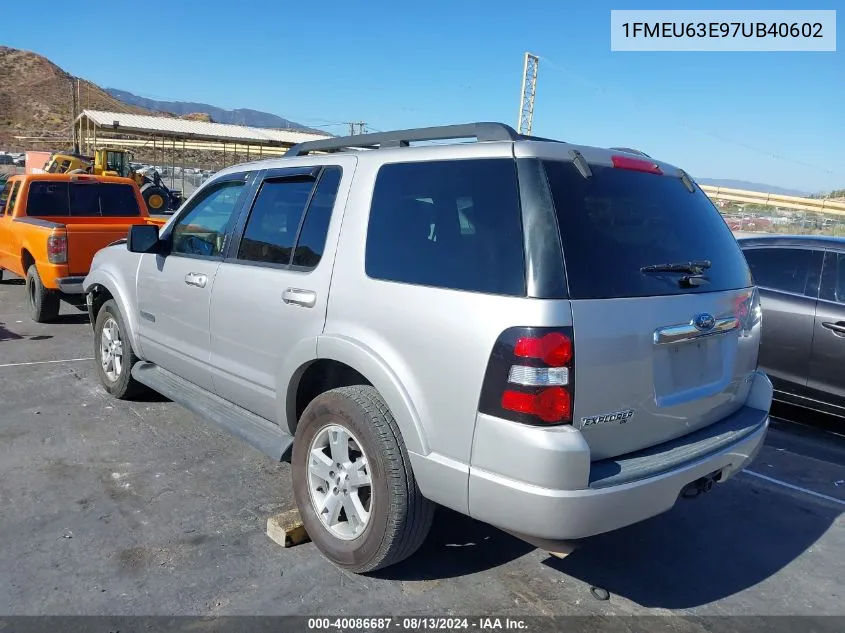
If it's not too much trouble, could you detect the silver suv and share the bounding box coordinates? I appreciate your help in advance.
[83,123,773,573]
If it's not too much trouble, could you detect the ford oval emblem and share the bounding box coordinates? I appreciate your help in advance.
[693,313,716,331]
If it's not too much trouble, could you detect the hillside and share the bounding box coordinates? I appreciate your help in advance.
[0,46,154,148]
[106,88,324,134]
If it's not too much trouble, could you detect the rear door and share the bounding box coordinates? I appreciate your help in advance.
[208,162,351,421]
[542,158,760,460]
[741,244,822,392]
[807,249,845,407]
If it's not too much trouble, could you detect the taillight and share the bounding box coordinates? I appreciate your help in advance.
[47,235,67,264]
[478,327,575,425]
[611,154,663,175]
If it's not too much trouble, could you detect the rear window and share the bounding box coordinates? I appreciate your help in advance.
[543,161,752,299]
[26,182,140,217]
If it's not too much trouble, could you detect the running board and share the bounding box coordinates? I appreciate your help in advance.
[131,362,293,462]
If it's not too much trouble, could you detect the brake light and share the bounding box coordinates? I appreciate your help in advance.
[47,235,67,264]
[502,387,571,423]
[478,327,575,425]
[611,154,663,175]
[514,332,572,367]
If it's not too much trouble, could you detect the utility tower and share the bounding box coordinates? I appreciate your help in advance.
[517,53,539,136]
[347,121,366,136]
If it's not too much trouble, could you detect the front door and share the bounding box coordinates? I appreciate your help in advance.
[808,249,845,408]
[136,173,254,391]
[208,162,351,422]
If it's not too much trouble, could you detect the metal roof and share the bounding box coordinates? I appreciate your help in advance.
[78,109,330,145]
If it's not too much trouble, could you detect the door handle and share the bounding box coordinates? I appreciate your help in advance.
[822,321,845,336]
[282,287,317,308]
[184,272,208,288]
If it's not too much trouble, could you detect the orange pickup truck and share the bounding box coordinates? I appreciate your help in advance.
[0,173,167,322]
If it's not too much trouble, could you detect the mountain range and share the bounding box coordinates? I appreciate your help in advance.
[105,88,324,134]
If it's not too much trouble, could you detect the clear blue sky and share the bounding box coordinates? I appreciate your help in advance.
[3,0,842,193]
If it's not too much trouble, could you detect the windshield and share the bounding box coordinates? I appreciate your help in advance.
[543,160,752,299]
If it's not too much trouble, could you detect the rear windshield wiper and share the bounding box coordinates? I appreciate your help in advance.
[640,260,712,274]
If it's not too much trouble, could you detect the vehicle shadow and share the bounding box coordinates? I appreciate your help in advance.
[0,323,23,341]
[50,313,90,325]
[542,479,841,609]
[368,507,533,581]
[372,480,838,608]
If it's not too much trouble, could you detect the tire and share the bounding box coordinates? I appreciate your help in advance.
[25,266,60,323]
[93,299,145,399]
[291,385,434,573]
[140,183,168,213]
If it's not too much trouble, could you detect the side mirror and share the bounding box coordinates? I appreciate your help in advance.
[127,224,162,254]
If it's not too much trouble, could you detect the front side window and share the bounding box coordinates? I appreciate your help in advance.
[171,180,246,258]
[365,159,525,296]
[743,247,812,295]
[0,180,14,215]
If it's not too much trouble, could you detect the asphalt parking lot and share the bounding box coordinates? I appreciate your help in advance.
[1,275,844,623]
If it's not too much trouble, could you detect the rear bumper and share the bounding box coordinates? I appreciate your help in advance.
[467,373,772,541]
[56,276,86,294]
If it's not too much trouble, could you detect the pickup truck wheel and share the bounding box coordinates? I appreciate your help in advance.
[291,385,434,574]
[25,266,60,323]
[94,300,145,399]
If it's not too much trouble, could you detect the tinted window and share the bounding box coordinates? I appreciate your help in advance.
[0,180,13,214]
[365,159,525,296]
[6,182,19,215]
[172,181,246,258]
[27,182,70,216]
[543,161,752,299]
[97,184,140,216]
[238,178,315,265]
[819,250,845,303]
[743,247,812,294]
[292,167,342,268]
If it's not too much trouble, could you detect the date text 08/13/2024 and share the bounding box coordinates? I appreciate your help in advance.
[307,617,529,630]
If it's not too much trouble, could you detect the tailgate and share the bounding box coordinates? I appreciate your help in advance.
[572,289,760,460]
[65,224,131,275]
[540,157,760,460]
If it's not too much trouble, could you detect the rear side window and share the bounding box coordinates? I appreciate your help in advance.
[237,167,342,269]
[365,159,526,296]
[744,247,812,295]
[292,168,341,268]
[543,161,752,299]
[238,178,315,265]
[26,182,139,217]
[820,251,845,303]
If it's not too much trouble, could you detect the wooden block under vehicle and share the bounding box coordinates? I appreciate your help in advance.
[266,509,311,548]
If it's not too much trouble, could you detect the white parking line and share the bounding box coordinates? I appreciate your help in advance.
[0,357,94,369]
[742,469,845,507]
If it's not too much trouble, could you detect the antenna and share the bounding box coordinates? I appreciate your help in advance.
[517,53,539,136]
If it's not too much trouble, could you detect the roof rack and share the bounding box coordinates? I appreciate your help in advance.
[284,122,522,157]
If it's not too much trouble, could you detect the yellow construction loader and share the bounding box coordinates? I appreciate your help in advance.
[44,148,182,213]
